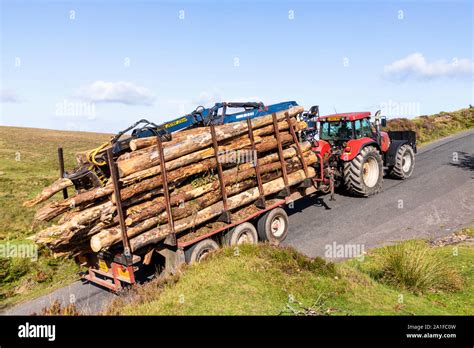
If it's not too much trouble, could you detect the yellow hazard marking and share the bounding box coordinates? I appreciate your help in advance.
[163,117,187,128]
[117,266,131,280]
[98,259,109,272]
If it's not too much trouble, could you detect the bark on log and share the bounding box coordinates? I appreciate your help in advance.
[129,127,211,151]
[23,178,73,207]
[34,201,114,244]
[33,186,114,222]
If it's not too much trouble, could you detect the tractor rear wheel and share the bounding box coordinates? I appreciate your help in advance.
[389,144,415,179]
[343,145,383,197]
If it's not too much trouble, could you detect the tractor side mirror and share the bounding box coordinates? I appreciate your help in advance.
[309,105,319,116]
[381,116,387,127]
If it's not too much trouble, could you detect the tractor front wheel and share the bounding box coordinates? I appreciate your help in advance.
[343,145,383,197]
[389,144,415,179]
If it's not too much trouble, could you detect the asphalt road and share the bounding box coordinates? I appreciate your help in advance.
[3,130,473,315]
[284,129,474,257]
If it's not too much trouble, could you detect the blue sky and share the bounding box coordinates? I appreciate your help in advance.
[1,0,473,133]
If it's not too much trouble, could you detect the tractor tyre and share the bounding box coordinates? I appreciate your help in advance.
[343,145,383,197]
[389,144,415,180]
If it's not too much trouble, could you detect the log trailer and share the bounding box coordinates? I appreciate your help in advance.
[65,104,416,292]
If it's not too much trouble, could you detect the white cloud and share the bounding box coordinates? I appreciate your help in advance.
[76,81,155,105]
[192,89,222,107]
[384,53,474,79]
[192,89,262,108]
[1,89,22,103]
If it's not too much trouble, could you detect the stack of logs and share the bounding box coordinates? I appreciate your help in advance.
[25,106,317,256]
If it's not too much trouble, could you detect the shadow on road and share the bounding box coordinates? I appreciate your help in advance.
[450,151,474,172]
[285,193,332,217]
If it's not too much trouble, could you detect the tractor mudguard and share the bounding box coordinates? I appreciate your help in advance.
[387,130,417,153]
[340,138,380,161]
[313,139,331,159]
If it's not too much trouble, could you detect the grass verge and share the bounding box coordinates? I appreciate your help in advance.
[385,107,474,145]
[106,236,473,315]
[0,126,110,309]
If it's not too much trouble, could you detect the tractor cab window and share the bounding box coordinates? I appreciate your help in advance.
[353,118,373,138]
[320,120,353,141]
[361,118,373,137]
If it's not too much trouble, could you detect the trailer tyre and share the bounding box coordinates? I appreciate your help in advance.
[343,145,383,197]
[389,144,415,180]
[224,222,258,246]
[257,207,289,245]
[185,238,219,264]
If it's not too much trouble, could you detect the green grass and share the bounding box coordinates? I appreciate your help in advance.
[385,107,474,145]
[0,126,111,309]
[359,240,464,293]
[106,239,474,315]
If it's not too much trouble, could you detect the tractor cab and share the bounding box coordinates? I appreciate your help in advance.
[316,111,390,154]
[318,112,381,144]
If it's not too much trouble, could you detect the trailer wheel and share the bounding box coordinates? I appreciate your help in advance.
[343,145,383,197]
[224,222,258,246]
[257,207,289,245]
[389,144,415,180]
[185,238,219,264]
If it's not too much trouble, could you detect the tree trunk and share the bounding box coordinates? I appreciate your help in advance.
[34,201,114,244]
[34,185,114,222]
[23,178,73,207]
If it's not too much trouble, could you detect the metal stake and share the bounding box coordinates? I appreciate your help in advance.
[156,136,176,246]
[57,147,68,199]
[107,148,132,264]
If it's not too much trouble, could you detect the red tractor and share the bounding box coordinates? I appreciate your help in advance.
[305,107,416,197]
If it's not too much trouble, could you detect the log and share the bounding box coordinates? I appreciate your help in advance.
[129,127,211,151]
[127,167,315,252]
[23,178,73,207]
[34,201,114,244]
[116,107,303,177]
[33,185,114,222]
